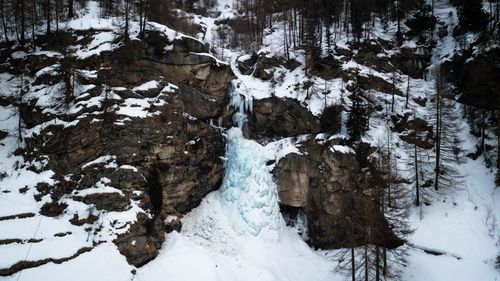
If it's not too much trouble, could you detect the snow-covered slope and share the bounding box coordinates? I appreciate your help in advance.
[1,0,499,280]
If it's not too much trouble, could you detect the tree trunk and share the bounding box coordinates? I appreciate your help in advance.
[55,0,59,31]
[0,0,9,42]
[383,241,387,276]
[364,243,368,281]
[46,0,51,35]
[20,0,25,42]
[415,143,420,206]
[480,111,486,152]
[138,0,143,35]
[68,0,74,18]
[18,74,24,142]
[497,110,500,169]
[124,0,129,41]
[142,0,149,36]
[406,76,410,109]
[396,0,401,36]
[351,248,355,281]
[434,82,441,191]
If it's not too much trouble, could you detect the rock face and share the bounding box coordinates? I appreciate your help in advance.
[393,113,434,149]
[442,48,500,110]
[275,153,312,208]
[21,30,232,266]
[248,97,321,139]
[275,137,402,249]
[390,47,431,79]
[99,32,235,120]
[236,52,300,80]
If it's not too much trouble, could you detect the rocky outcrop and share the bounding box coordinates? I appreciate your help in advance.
[442,48,500,110]
[27,109,225,213]
[237,53,258,75]
[309,55,343,80]
[393,113,434,149]
[114,212,166,267]
[275,136,403,249]
[391,47,431,79]
[99,32,235,120]
[19,29,232,267]
[248,97,321,139]
[353,40,398,74]
[237,52,300,80]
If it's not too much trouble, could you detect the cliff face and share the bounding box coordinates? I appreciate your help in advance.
[1,29,234,267]
[442,47,500,110]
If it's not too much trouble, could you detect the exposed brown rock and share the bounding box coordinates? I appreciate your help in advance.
[393,113,434,149]
[275,137,402,249]
[73,193,130,212]
[237,53,258,75]
[114,213,165,267]
[40,202,68,217]
[248,97,321,139]
[69,213,100,226]
[442,48,500,110]
[18,29,232,268]
[390,47,431,79]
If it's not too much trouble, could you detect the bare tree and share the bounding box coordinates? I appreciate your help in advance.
[0,0,10,42]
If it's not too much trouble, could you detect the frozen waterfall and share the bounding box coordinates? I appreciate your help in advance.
[219,128,283,236]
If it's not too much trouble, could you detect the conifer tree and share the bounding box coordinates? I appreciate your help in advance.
[406,0,436,37]
[347,88,370,141]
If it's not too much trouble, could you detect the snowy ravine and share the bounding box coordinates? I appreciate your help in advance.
[135,128,342,281]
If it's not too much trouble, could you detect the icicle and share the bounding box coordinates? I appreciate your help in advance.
[228,81,253,136]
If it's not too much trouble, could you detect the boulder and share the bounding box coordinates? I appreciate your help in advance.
[237,53,258,75]
[114,213,165,267]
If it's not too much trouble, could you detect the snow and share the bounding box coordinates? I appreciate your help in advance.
[132,80,160,93]
[4,244,133,281]
[115,97,166,118]
[64,1,116,31]
[82,155,116,169]
[0,0,499,280]
[0,232,91,268]
[72,179,123,197]
[11,51,27,60]
[0,73,20,98]
[330,145,355,154]
[73,31,120,59]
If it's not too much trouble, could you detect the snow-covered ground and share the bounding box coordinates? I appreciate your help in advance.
[1,0,499,280]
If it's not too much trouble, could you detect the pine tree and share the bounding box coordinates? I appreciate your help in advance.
[347,88,370,141]
[405,0,436,37]
[432,72,465,191]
